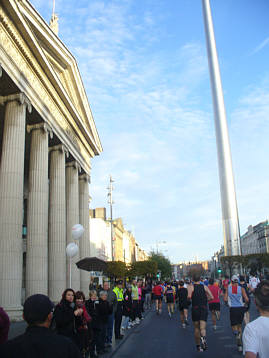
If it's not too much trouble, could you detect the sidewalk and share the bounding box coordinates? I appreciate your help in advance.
[104,308,152,358]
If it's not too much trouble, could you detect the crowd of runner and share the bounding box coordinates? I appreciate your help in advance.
[151,273,269,357]
[0,274,268,357]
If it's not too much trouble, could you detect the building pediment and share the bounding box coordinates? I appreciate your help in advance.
[1,0,102,171]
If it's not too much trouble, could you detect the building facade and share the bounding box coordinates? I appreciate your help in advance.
[171,264,181,280]
[240,220,269,255]
[0,0,102,319]
[89,212,111,262]
[89,207,147,264]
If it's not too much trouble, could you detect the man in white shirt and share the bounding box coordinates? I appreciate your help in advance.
[249,275,260,291]
[243,280,269,358]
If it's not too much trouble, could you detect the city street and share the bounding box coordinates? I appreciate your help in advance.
[8,299,259,358]
[109,300,258,358]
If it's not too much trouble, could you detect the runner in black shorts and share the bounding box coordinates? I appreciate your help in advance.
[208,278,222,330]
[153,282,163,314]
[239,275,251,324]
[188,273,213,352]
[177,280,189,328]
[224,275,249,353]
[165,282,175,317]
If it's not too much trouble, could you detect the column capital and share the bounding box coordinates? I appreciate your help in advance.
[79,173,91,184]
[27,122,53,139]
[0,92,32,113]
[66,160,81,173]
[49,144,69,158]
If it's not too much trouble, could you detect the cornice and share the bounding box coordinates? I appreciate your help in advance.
[0,3,101,159]
[0,11,92,174]
[16,0,103,153]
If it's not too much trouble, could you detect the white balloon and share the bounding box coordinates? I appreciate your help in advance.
[72,224,85,240]
[66,243,79,258]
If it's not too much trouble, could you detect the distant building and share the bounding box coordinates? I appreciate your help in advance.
[210,245,224,276]
[240,220,269,255]
[89,207,147,264]
[176,260,210,278]
[89,208,111,261]
[171,264,181,280]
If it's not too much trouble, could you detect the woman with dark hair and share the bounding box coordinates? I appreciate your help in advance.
[54,288,83,345]
[75,291,92,357]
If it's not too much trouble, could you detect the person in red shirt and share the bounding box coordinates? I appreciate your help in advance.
[222,276,229,293]
[153,282,163,314]
[208,278,222,330]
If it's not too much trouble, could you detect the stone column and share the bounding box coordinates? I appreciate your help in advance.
[79,174,91,293]
[66,161,80,291]
[25,123,52,297]
[48,145,68,302]
[0,93,32,319]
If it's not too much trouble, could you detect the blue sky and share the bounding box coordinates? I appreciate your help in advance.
[31,0,269,263]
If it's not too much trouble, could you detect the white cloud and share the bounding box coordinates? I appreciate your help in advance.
[250,37,269,55]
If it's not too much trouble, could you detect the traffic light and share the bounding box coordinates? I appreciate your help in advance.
[217,268,222,273]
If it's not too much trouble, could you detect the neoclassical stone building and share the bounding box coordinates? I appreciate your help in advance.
[0,0,102,319]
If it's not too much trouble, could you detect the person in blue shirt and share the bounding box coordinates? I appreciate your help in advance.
[224,275,249,353]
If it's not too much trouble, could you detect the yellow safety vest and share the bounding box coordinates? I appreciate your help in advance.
[113,287,124,302]
[132,285,139,300]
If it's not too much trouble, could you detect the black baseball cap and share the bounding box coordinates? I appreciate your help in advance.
[23,294,54,324]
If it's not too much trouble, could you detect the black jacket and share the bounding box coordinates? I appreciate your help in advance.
[123,292,133,316]
[54,300,76,341]
[85,299,112,329]
[177,287,188,306]
[0,326,81,358]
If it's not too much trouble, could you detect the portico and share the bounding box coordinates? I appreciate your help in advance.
[0,0,102,319]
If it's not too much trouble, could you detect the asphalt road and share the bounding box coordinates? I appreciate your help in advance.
[109,299,258,358]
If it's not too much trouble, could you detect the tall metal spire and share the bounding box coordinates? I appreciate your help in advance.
[202,0,241,256]
[49,0,59,36]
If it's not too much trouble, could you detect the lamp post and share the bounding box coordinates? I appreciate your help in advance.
[214,256,217,279]
[107,175,114,261]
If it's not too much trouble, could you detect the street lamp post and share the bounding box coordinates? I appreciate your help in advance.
[107,175,114,261]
